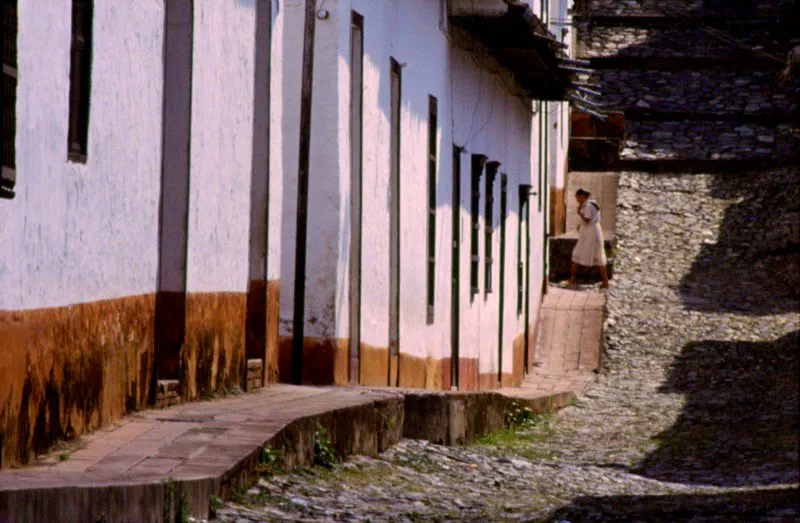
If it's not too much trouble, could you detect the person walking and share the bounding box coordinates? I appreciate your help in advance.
[568,188,609,288]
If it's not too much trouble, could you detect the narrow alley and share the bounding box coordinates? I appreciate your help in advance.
[213,1,799,521]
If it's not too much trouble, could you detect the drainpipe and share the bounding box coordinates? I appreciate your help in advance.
[292,0,317,385]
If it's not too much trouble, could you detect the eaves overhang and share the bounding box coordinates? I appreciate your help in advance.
[449,0,573,101]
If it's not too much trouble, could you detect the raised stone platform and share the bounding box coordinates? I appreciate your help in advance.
[0,382,578,522]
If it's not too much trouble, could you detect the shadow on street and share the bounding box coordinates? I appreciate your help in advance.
[549,487,799,522]
[637,330,799,487]
[678,168,800,316]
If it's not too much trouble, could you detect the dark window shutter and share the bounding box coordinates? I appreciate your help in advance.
[1,2,18,199]
[67,0,93,162]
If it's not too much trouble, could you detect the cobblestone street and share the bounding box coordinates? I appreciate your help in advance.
[212,167,798,523]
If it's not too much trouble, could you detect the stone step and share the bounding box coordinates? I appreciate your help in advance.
[586,69,796,116]
[577,24,792,61]
[621,120,797,161]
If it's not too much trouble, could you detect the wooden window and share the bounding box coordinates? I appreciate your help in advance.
[517,185,530,315]
[470,154,486,298]
[497,173,508,383]
[484,161,500,295]
[537,101,544,212]
[67,0,93,163]
[426,95,438,324]
[1,2,17,199]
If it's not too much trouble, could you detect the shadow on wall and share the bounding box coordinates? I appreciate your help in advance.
[678,167,800,315]
[637,330,799,487]
[548,487,800,522]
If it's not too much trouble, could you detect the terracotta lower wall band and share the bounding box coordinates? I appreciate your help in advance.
[0,295,156,469]
[0,281,282,470]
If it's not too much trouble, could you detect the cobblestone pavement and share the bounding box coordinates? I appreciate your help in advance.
[211,169,798,522]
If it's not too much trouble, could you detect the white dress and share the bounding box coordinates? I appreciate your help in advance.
[571,200,607,267]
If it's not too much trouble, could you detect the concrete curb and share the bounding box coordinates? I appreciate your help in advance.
[0,388,574,523]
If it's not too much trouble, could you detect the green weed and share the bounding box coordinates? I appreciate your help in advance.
[313,425,338,469]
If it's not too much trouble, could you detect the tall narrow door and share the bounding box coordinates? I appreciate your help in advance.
[388,58,402,386]
[523,192,532,374]
[450,146,461,389]
[497,175,507,385]
[348,12,364,384]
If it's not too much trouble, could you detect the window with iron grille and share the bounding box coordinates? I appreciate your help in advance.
[484,161,500,296]
[67,0,93,163]
[426,95,437,324]
[1,2,17,199]
[470,154,486,298]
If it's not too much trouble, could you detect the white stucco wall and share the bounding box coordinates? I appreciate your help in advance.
[0,1,165,310]
[278,0,551,385]
[268,0,283,283]
[185,0,257,294]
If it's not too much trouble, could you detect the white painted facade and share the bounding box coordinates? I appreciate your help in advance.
[2,0,570,389]
[1,0,283,311]
[276,0,572,385]
[0,1,165,310]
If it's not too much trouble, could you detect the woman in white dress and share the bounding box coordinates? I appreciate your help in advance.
[568,188,609,288]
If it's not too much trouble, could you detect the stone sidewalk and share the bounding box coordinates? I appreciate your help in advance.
[526,286,605,396]
[0,386,405,523]
[0,378,580,522]
[0,288,603,523]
